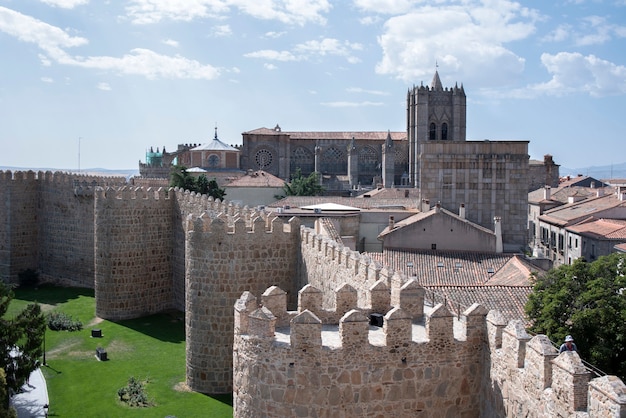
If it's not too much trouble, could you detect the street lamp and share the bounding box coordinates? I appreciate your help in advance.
[42,325,46,366]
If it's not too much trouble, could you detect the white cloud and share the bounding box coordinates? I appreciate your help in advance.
[68,48,221,80]
[41,77,54,83]
[346,87,390,95]
[246,38,362,64]
[264,31,286,38]
[162,39,179,47]
[543,24,571,43]
[320,101,385,107]
[0,6,88,61]
[125,0,331,25]
[264,63,278,70]
[244,49,300,61]
[0,7,220,81]
[353,0,415,15]
[374,1,539,86]
[97,82,112,90]
[125,0,229,24]
[574,15,626,46]
[526,52,626,97]
[212,24,232,37]
[39,0,89,8]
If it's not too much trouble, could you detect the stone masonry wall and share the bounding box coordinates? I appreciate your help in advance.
[185,211,301,394]
[38,172,125,286]
[233,283,487,418]
[94,186,174,320]
[0,170,125,284]
[299,227,405,311]
[0,171,38,282]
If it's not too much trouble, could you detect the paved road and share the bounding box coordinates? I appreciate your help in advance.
[10,367,49,418]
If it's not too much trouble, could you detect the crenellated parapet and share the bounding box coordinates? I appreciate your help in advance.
[485,317,626,417]
[233,283,487,418]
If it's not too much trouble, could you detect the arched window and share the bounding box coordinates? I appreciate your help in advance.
[441,123,448,140]
[290,146,314,175]
[321,146,346,175]
[429,123,437,140]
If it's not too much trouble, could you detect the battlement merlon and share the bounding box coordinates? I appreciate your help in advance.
[234,284,489,349]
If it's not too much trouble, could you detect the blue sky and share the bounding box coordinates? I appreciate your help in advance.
[1,0,625,171]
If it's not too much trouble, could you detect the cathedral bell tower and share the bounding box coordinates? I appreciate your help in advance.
[407,70,466,188]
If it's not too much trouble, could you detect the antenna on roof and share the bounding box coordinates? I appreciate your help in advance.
[214,123,218,140]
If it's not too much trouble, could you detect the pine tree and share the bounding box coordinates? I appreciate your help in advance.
[0,283,46,394]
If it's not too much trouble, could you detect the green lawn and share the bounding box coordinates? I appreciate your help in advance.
[10,286,233,417]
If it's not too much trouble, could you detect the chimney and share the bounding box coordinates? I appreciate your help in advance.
[494,217,503,253]
[389,216,395,229]
[459,203,466,219]
[544,186,551,200]
[421,199,430,212]
[435,202,441,213]
[597,188,604,197]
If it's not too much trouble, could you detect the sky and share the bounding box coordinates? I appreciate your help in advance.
[1,0,625,172]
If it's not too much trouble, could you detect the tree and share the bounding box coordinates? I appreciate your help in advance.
[0,283,46,395]
[280,168,324,197]
[525,254,626,379]
[170,168,226,200]
[196,175,226,201]
[169,164,195,191]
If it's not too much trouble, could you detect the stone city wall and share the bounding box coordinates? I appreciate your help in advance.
[184,211,301,394]
[234,284,626,418]
[233,282,486,418]
[0,170,126,285]
[94,186,174,320]
[298,227,406,312]
[482,312,626,417]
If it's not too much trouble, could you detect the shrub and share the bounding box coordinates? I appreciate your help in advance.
[47,311,83,331]
[17,269,39,288]
[117,376,153,408]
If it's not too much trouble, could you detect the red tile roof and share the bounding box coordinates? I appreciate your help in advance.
[367,249,544,322]
[567,218,626,240]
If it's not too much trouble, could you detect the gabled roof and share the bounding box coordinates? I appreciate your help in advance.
[528,185,604,205]
[378,206,494,238]
[539,193,626,226]
[566,218,626,240]
[367,249,543,322]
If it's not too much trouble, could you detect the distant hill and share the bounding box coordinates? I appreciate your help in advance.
[0,167,139,179]
[560,162,626,180]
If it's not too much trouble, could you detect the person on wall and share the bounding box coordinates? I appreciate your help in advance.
[559,335,577,353]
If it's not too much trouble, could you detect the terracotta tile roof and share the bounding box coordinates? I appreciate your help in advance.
[539,194,626,226]
[567,218,626,240]
[366,249,544,322]
[528,185,604,205]
[367,249,539,287]
[615,243,626,252]
[243,127,407,141]
[225,170,285,187]
[424,286,533,323]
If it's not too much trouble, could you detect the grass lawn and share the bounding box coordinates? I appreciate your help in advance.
[9,285,233,417]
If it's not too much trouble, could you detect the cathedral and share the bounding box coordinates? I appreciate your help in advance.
[239,71,529,250]
[140,71,531,250]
